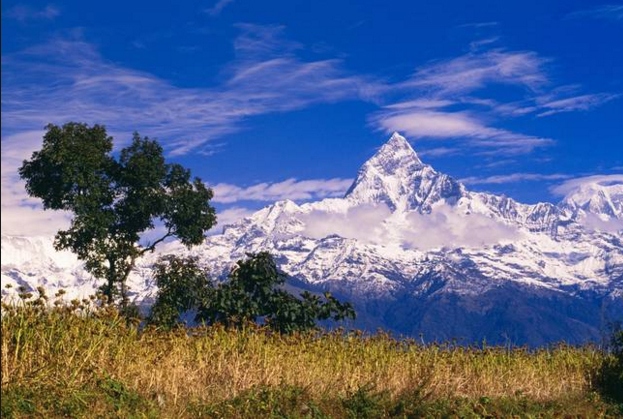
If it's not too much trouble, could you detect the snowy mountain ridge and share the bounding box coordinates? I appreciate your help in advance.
[2,133,622,344]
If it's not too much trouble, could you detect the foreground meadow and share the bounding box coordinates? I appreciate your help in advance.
[1,297,622,418]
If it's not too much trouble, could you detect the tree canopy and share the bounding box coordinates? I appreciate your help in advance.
[19,123,217,306]
[149,252,356,333]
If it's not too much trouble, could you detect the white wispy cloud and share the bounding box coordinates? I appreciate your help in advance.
[372,107,553,156]
[457,21,499,29]
[2,26,381,156]
[204,0,235,16]
[536,93,621,117]
[480,83,620,118]
[567,4,623,21]
[372,47,619,156]
[371,49,553,156]
[461,173,571,185]
[3,4,60,21]
[550,174,623,197]
[402,49,549,95]
[212,178,353,203]
[418,146,461,157]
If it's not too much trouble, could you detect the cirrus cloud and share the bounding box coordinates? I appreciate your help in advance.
[550,174,623,197]
[212,178,353,203]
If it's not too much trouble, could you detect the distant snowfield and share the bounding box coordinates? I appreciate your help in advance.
[2,133,622,344]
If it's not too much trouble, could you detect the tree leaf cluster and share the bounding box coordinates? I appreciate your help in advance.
[149,252,356,333]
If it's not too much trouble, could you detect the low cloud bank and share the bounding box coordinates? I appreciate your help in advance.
[301,204,393,244]
[301,203,519,250]
[400,206,520,249]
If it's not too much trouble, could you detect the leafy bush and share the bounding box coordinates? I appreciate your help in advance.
[148,255,212,328]
[599,326,623,403]
[149,252,356,333]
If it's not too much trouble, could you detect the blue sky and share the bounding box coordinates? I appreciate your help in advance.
[1,0,622,234]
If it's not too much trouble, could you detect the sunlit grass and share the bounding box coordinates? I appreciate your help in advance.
[1,289,621,418]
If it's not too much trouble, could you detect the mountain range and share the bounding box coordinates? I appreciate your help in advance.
[2,133,622,345]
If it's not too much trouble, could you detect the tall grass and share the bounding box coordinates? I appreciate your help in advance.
[1,291,620,417]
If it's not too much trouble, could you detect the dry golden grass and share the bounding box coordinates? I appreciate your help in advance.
[1,295,609,418]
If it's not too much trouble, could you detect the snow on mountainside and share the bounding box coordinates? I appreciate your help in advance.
[561,181,623,222]
[2,133,622,345]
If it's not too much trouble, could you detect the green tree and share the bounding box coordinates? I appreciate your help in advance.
[150,252,356,333]
[148,255,213,328]
[19,123,216,307]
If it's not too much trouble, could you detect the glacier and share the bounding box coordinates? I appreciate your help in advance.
[2,133,622,345]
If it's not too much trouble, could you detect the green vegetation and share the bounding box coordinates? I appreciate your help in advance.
[600,325,623,403]
[19,122,216,307]
[149,252,355,333]
[2,292,621,418]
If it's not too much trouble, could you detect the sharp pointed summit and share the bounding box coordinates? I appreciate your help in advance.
[344,133,463,212]
[374,132,423,168]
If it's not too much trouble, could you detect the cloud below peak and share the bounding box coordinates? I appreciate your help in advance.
[301,203,520,251]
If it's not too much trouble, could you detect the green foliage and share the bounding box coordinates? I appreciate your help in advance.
[612,328,623,369]
[198,252,356,333]
[149,252,355,333]
[99,375,153,415]
[189,385,327,418]
[599,325,623,403]
[19,123,217,306]
[341,384,387,419]
[148,255,213,328]
[1,381,158,418]
[184,386,623,419]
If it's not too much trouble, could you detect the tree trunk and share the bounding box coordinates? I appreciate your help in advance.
[119,257,137,312]
[105,257,116,304]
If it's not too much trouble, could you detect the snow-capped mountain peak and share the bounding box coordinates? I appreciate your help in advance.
[344,132,464,212]
[348,132,423,181]
[377,132,423,166]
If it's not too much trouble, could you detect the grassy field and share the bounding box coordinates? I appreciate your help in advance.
[1,294,622,418]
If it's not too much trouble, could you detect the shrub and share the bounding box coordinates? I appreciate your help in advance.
[149,252,356,333]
